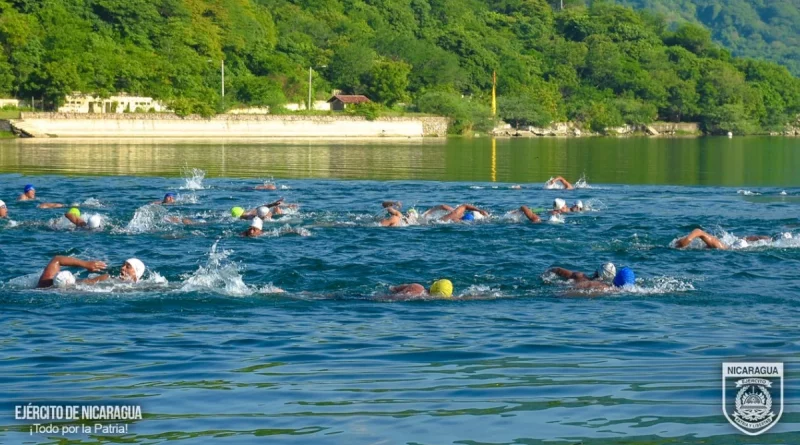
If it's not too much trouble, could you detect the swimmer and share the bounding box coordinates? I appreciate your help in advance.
[37,257,146,288]
[231,198,287,220]
[0,200,6,218]
[557,266,635,293]
[551,198,570,214]
[64,208,103,229]
[547,263,616,284]
[18,184,35,201]
[545,176,574,190]
[380,202,418,227]
[571,200,585,212]
[255,182,277,190]
[389,279,454,298]
[242,217,264,237]
[153,192,177,205]
[422,204,489,222]
[674,228,770,250]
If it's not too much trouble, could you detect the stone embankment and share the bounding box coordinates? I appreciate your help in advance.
[9,113,449,138]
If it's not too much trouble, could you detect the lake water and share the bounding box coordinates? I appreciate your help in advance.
[1,137,799,444]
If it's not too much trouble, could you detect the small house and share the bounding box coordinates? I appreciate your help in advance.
[327,94,370,111]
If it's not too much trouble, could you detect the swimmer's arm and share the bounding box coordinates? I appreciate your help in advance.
[37,256,107,287]
[461,204,489,216]
[81,274,110,284]
[38,203,64,209]
[65,212,86,227]
[386,207,403,217]
[519,206,541,223]
[552,176,574,189]
[390,283,425,295]
[548,267,577,279]
[265,198,284,208]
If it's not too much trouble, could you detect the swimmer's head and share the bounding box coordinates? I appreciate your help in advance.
[122,258,145,282]
[597,262,616,282]
[575,200,584,210]
[250,217,263,231]
[53,271,76,288]
[553,198,566,210]
[407,208,418,218]
[67,207,81,218]
[163,192,177,204]
[24,184,35,194]
[732,239,749,249]
[87,214,102,229]
[257,206,270,219]
[471,211,485,220]
[429,279,453,298]
[0,200,6,217]
[612,267,635,287]
[231,207,245,218]
[461,212,475,221]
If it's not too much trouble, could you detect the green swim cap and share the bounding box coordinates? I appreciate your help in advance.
[430,279,453,298]
[231,206,245,218]
[67,208,81,218]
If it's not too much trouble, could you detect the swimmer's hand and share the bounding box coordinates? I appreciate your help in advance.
[266,198,284,207]
[84,260,107,272]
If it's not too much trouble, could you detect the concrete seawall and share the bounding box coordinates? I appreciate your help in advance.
[10,113,449,138]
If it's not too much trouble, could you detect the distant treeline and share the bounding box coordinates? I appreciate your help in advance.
[0,0,798,134]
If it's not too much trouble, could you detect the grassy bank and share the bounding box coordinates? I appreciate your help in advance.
[0,110,21,119]
[0,131,16,139]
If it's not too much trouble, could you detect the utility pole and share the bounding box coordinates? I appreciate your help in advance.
[221,60,225,98]
[308,66,312,111]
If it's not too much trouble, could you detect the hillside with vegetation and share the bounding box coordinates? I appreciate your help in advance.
[614,0,800,77]
[0,0,799,134]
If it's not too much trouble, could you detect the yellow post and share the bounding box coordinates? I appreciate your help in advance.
[491,71,497,116]
[491,137,497,183]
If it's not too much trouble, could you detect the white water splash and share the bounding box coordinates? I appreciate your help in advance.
[122,204,169,234]
[181,167,206,190]
[574,174,590,189]
[543,177,565,190]
[737,190,760,196]
[81,198,104,208]
[548,213,565,224]
[180,241,252,296]
[266,224,311,237]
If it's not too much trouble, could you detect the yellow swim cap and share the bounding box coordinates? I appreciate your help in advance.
[67,207,81,218]
[430,279,453,298]
[231,206,245,218]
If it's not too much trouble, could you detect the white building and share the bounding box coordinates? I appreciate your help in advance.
[0,98,19,108]
[58,93,169,113]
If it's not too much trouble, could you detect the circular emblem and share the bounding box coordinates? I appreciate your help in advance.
[735,384,773,423]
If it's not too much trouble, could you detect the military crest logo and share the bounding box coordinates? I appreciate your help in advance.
[723,362,783,436]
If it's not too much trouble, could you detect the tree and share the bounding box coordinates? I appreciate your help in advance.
[498,95,552,128]
[365,59,410,106]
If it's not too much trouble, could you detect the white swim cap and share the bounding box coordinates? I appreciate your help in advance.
[250,217,263,230]
[257,206,270,219]
[598,263,616,282]
[553,198,566,210]
[53,271,76,288]
[576,200,584,210]
[125,258,146,281]
[782,232,793,239]
[471,211,485,220]
[87,214,102,229]
[0,200,5,207]
[732,239,749,249]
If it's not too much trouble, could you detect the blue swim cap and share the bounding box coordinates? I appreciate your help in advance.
[24,184,34,193]
[461,212,475,221]
[613,267,635,287]
[165,192,176,199]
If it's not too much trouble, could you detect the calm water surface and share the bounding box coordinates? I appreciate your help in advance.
[0,137,799,444]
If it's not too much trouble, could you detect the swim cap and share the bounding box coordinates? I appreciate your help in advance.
[164,192,176,200]
[575,200,584,210]
[231,207,245,218]
[87,214,102,229]
[0,200,5,207]
[553,198,566,210]
[125,258,146,281]
[598,262,616,282]
[24,184,34,193]
[429,279,453,298]
[250,217,263,230]
[471,211,485,220]
[461,212,475,221]
[257,206,270,219]
[613,267,635,287]
[53,271,76,288]
[67,207,81,218]
[407,208,418,217]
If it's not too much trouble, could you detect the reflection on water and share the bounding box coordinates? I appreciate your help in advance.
[1,136,800,185]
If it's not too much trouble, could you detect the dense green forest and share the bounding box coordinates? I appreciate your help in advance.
[0,0,799,134]
[614,0,800,76]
